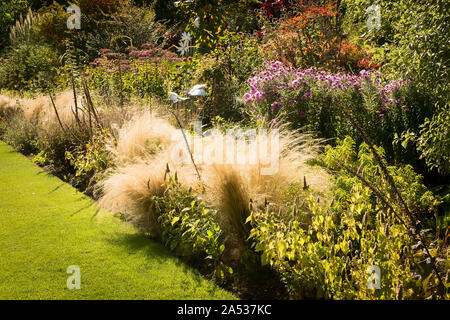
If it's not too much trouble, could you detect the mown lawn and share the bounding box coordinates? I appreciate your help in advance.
[0,142,235,300]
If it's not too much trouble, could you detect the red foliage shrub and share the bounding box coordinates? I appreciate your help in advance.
[262,0,381,72]
[78,0,121,17]
[90,44,180,72]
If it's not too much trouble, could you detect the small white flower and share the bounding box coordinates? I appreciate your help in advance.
[193,17,200,28]
[169,91,189,102]
[188,84,207,96]
[176,40,189,55]
[181,31,192,43]
[175,0,193,4]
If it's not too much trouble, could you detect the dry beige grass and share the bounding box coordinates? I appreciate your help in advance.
[98,161,168,232]
[2,90,131,136]
[98,152,199,233]
[110,111,177,164]
[98,112,332,260]
[39,91,85,130]
[200,130,331,259]
[0,95,20,118]
[0,91,84,127]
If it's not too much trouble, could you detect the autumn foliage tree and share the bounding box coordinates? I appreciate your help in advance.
[262,0,380,72]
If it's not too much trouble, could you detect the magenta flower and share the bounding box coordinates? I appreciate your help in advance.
[302,92,312,99]
[271,101,282,112]
[242,62,410,125]
[299,111,306,118]
[269,118,280,127]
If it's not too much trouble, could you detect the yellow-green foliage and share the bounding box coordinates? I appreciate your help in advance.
[65,128,114,190]
[9,7,40,46]
[247,137,447,299]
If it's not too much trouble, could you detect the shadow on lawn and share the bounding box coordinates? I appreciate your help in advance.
[69,202,100,220]
[104,232,222,297]
[48,183,64,193]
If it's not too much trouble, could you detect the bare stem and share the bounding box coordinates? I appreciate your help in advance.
[170,103,202,183]
[340,106,444,288]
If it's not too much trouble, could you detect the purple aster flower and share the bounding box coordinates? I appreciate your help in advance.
[302,92,312,99]
[269,118,280,127]
[271,102,279,112]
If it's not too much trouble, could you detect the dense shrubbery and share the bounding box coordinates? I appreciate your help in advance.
[0,43,59,92]
[1,110,38,154]
[248,137,446,299]
[341,0,449,106]
[397,104,450,175]
[65,128,114,192]
[70,2,170,63]
[87,44,180,103]
[243,61,435,165]
[261,0,380,72]
[173,0,259,53]
[170,30,264,121]
[152,169,233,280]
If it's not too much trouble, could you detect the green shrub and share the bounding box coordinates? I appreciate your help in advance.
[65,128,114,192]
[396,104,450,175]
[341,0,449,105]
[33,2,70,52]
[169,31,263,122]
[1,111,38,155]
[247,137,447,299]
[87,55,171,104]
[70,3,169,63]
[0,42,59,92]
[37,121,92,174]
[151,168,232,280]
[174,0,229,53]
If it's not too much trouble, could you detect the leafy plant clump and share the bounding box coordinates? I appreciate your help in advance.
[151,168,233,281]
[247,137,448,299]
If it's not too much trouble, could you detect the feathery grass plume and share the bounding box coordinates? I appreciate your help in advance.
[110,111,178,164]
[19,96,46,124]
[10,91,82,129]
[98,161,168,233]
[97,154,199,234]
[99,111,332,263]
[202,128,331,261]
[41,91,84,131]
[9,8,40,46]
[0,95,20,119]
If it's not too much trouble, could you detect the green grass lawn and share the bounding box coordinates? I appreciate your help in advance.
[0,142,235,300]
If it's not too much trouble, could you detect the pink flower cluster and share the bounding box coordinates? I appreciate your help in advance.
[244,61,408,117]
[91,44,181,73]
